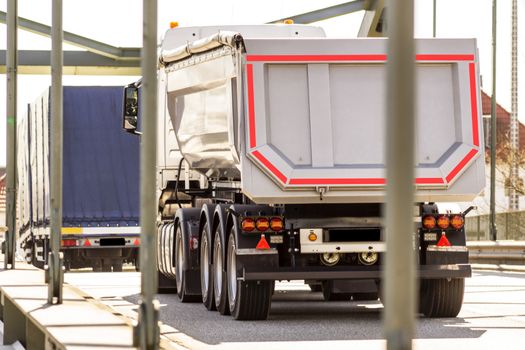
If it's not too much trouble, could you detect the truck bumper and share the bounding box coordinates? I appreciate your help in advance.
[241,264,471,281]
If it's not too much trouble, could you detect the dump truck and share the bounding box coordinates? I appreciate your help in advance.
[18,86,140,271]
[123,24,484,320]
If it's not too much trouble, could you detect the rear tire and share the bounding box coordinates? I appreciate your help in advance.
[322,281,351,301]
[419,278,465,317]
[352,292,379,301]
[112,261,123,272]
[227,229,272,320]
[200,223,216,310]
[176,224,200,302]
[213,229,230,315]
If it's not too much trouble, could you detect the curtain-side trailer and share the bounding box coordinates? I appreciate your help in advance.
[18,86,140,271]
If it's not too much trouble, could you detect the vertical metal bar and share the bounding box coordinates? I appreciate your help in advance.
[490,0,498,241]
[509,0,519,210]
[5,0,17,270]
[384,0,416,349]
[48,0,63,304]
[433,0,437,37]
[136,0,159,348]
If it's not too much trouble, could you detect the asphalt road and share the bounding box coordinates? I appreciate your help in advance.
[65,269,525,350]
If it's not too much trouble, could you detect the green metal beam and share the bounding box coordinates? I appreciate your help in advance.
[0,50,140,75]
[0,11,139,60]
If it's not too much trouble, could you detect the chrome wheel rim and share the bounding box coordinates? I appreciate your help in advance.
[227,235,237,306]
[214,235,222,301]
[200,232,209,298]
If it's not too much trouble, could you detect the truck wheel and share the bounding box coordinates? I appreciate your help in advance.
[322,281,351,301]
[308,283,322,292]
[112,261,123,272]
[419,278,465,317]
[200,223,216,310]
[102,260,112,272]
[227,230,272,320]
[352,292,379,301]
[213,230,229,315]
[176,224,200,302]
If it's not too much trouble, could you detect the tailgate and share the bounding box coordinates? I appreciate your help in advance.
[241,38,485,203]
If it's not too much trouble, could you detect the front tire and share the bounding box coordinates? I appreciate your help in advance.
[227,229,272,320]
[419,278,465,317]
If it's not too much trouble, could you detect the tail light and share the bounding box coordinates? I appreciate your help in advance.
[450,215,464,229]
[61,239,76,247]
[255,217,270,232]
[269,217,284,232]
[437,215,450,229]
[241,218,256,232]
[422,215,436,229]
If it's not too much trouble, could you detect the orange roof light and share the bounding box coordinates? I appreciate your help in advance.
[170,21,179,29]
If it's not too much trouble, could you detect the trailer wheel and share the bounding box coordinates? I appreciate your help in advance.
[112,261,123,272]
[200,223,216,310]
[227,230,272,320]
[352,292,379,301]
[419,278,465,317]
[213,230,230,315]
[322,281,351,301]
[175,224,200,302]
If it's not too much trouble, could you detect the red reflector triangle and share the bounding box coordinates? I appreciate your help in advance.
[437,234,451,247]
[84,239,91,247]
[133,239,140,246]
[256,235,270,250]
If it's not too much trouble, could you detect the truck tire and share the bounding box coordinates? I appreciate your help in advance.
[213,230,229,315]
[112,261,123,272]
[200,222,216,310]
[322,281,351,301]
[419,278,465,317]
[176,224,200,302]
[227,230,272,320]
[352,292,379,301]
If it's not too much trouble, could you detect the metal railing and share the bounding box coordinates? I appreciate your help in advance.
[466,211,525,241]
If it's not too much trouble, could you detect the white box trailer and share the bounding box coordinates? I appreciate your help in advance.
[123,24,484,320]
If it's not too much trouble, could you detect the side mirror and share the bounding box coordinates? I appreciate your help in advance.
[123,85,139,133]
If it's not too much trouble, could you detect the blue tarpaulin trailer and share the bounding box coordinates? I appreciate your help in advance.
[17,86,140,271]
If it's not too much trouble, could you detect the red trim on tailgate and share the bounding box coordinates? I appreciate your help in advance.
[416,54,475,61]
[246,64,257,148]
[247,54,387,62]
[445,149,478,183]
[252,150,288,184]
[469,63,480,147]
[289,178,386,185]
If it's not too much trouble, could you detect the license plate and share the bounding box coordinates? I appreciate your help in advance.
[424,233,437,242]
[270,235,283,244]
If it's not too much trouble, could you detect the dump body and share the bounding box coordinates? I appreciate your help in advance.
[163,31,485,204]
[18,86,140,269]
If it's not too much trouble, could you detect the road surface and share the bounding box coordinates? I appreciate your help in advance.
[65,269,525,350]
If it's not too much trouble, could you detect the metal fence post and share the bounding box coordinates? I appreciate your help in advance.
[47,0,64,304]
[5,0,18,270]
[384,0,416,349]
[134,0,160,348]
[490,0,498,241]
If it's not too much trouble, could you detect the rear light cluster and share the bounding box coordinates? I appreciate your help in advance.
[61,239,77,247]
[422,214,464,230]
[241,217,284,232]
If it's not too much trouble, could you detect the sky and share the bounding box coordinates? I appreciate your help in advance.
[0,0,524,167]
